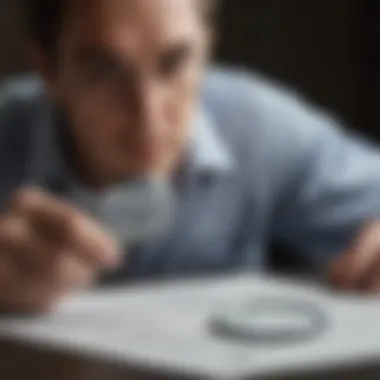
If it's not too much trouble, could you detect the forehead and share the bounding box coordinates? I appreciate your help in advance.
[61,0,202,52]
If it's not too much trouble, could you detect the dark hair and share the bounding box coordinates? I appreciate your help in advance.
[26,0,64,53]
[26,0,218,53]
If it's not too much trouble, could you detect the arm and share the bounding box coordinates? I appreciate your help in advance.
[273,104,380,261]
[261,89,380,288]
[206,68,380,289]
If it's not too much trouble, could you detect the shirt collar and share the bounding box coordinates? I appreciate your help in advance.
[29,98,235,188]
[188,103,235,175]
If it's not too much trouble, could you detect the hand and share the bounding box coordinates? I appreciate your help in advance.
[0,188,119,313]
[329,221,380,292]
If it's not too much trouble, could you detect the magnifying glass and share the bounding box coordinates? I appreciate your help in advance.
[209,298,328,345]
[98,178,177,245]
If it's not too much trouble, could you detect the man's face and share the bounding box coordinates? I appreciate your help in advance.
[43,0,210,184]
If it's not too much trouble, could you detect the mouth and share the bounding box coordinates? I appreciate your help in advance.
[131,141,162,158]
[116,139,164,163]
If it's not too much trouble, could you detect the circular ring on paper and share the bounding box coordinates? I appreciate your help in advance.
[209,297,328,345]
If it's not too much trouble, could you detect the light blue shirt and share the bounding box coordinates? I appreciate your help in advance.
[1,67,380,280]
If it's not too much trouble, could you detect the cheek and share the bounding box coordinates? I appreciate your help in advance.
[57,73,126,138]
[67,93,126,140]
[164,97,192,153]
[165,70,201,136]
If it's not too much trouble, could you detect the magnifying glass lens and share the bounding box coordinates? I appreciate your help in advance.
[100,178,177,244]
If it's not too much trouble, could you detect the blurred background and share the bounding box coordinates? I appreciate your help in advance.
[0,0,378,272]
[216,0,379,140]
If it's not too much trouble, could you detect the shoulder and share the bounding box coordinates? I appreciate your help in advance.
[203,65,343,145]
[0,73,44,133]
[0,74,44,116]
[203,65,339,137]
[202,65,344,187]
[0,74,45,137]
[0,75,45,189]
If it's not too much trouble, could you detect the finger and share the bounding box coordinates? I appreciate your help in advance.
[369,276,380,293]
[0,214,58,274]
[47,252,96,291]
[0,275,61,314]
[360,255,380,292]
[0,254,93,315]
[0,251,55,314]
[16,255,95,311]
[339,222,380,288]
[0,290,58,315]
[329,253,349,287]
[65,216,120,269]
[0,255,15,290]
[11,188,119,268]
[0,215,40,271]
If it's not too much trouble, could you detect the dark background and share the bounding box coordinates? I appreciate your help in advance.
[0,0,378,270]
[216,0,379,136]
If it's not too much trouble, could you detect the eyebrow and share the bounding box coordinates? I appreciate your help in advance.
[73,47,136,80]
[74,47,121,66]
[73,39,193,72]
[159,41,192,63]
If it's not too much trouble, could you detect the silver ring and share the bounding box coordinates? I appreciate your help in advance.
[209,298,328,344]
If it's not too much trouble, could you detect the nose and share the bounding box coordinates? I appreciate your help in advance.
[131,79,164,136]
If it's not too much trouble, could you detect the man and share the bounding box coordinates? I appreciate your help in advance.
[0,0,379,313]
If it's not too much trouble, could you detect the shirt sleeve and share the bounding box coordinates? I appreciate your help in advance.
[267,93,380,269]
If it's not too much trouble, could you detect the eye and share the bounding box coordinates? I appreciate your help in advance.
[90,62,119,80]
[158,44,191,77]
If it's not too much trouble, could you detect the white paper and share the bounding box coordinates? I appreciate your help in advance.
[0,274,380,379]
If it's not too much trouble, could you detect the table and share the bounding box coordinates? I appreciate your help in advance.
[1,275,380,380]
[1,337,380,380]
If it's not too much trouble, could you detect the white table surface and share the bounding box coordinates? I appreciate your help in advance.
[0,274,379,379]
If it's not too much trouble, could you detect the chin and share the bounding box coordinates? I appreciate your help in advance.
[116,162,158,178]
[113,152,174,178]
